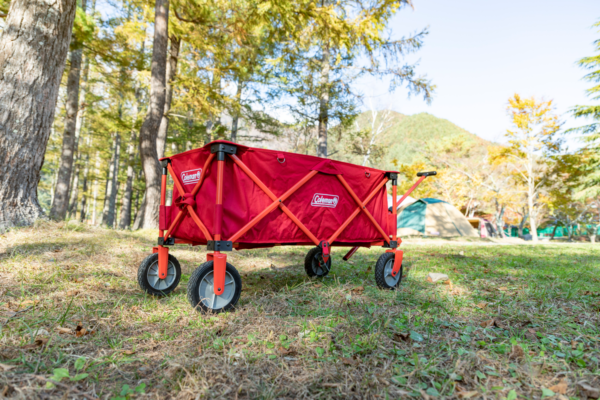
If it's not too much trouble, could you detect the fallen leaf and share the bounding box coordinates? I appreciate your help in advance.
[498,287,508,291]
[480,319,494,328]
[366,266,372,273]
[0,363,16,372]
[483,269,489,274]
[347,261,354,265]
[351,286,364,295]
[480,317,506,329]
[341,357,357,366]
[122,350,136,355]
[393,332,411,342]
[313,283,322,288]
[571,340,578,350]
[549,379,568,395]
[198,345,202,355]
[66,290,80,297]
[583,291,600,296]
[20,300,39,307]
[72,277,84,283]
[509,344,524,359]
[56,327,72,334]
[476,302,488,309]
[21,338,48,350]
[457,391,479,399]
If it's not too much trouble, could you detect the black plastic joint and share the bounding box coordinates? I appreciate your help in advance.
[383,240,398,249]
[210,143,237,155]
[160,159,171,168]
[385,172,398,180]
[207,240,233,251]
[158,237,175,246]
[416,171,437,177]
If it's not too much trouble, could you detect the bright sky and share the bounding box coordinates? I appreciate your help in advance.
[355,0,600,148]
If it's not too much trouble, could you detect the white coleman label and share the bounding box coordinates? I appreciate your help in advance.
[311,193,339,208]
[181,169,202,185]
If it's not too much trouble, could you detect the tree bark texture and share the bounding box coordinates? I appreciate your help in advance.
[156,36,180,159]
[103,133,120,227]
[50,0,86,220]
[317,42,330,158]
[138,0,169,229]
[79,153,89,222]
[0,0,78,230]
[118,130,137,229]
[91,150,100,225]
[67,161,79,218]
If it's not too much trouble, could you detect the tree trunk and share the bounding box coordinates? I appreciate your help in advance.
[118,130,137,229]
[156,36,180,159]
[132,192,146,230]
[518,210,528,239]
[79,153,90,223]
[317,42,330,158]
[527,181,538,242]
[0,0,78,230]
[101,133,120,227]
[67,161,80,218]
[494,199,506,238]
[138,0,169,229]
[91,151,100,225]
[550,223,559,240]
[50,0,86,220]
[231,79,243,142]
[108,134,121,227]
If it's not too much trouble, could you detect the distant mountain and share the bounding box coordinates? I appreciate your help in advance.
[331,111,492,169]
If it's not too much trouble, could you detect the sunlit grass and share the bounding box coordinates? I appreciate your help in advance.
[1,221,599,399]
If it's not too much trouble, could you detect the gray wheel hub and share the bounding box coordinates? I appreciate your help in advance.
[312,253,329,276]
[198,270,236,310]
[147,260,177,290]
[383,258,400,287]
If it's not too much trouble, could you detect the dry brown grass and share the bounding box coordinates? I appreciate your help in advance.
[1,221,600,399]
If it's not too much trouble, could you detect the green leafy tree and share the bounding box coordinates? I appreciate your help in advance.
[570,19,600,194]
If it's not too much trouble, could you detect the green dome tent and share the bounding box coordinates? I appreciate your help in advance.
[397,198,478,237]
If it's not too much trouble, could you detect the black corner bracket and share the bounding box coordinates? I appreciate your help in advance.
[207,240,233,251]
[210,143,237,155]
[383,240,398,249]
[158,237,175,246]
[385,172,398,180]
[160,159,171,168]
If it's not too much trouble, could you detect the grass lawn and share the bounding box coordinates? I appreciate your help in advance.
[1,221,600,399]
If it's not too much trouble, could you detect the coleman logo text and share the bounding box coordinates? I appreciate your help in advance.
[181,169,202,185]
[311,193,339,208]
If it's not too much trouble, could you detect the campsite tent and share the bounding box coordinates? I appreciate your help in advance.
[396,198,478,237]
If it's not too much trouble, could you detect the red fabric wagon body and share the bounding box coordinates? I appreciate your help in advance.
[161,140,393,248]
[137,140,435,313]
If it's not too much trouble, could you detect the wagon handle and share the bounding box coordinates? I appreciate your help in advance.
[417,171,437,177]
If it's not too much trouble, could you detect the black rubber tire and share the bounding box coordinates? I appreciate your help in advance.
[304,247,332,277]
[374,252,403,290]
[187,261,242,313]
[137,253,182,296]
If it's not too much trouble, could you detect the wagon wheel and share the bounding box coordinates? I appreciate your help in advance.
[187,261,242,313]
[304,247,332,278]
[137,253,182,296]
[374,253,402,290]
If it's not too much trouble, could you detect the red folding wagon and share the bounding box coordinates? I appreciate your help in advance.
[137,141,435,313]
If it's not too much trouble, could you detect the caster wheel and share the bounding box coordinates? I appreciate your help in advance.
[304,247,331,277]
[187,261,242,313]
[137,253,181,296]
[374,252,402,289]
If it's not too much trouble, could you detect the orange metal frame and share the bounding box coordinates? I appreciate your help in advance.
[157,152,402,296]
